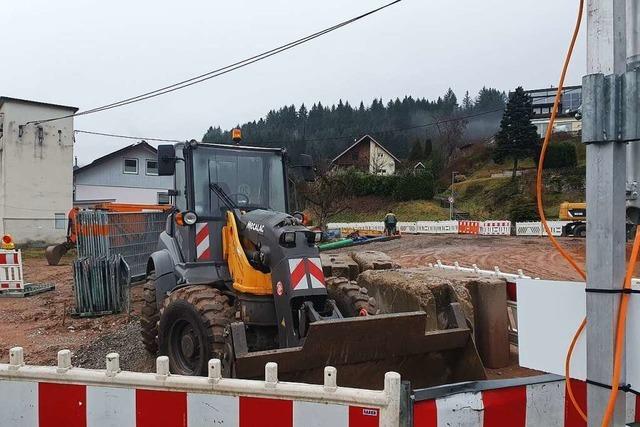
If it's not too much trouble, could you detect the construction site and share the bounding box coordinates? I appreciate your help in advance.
[0,0,639,426]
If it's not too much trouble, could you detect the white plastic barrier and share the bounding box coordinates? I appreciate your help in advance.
[397,222,418,234]
[429,260,532,283]
[416,220,459,234]
[0,249,23,291]
[0,347,401,427]
[480,220,511,236]
[515,221,570,236]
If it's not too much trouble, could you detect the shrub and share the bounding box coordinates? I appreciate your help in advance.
[341,169,434,201]
[539,142,578,169]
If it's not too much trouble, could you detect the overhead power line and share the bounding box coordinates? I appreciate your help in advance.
[29,0,401,125]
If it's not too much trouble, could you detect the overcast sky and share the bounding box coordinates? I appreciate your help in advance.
[2,1,586,165]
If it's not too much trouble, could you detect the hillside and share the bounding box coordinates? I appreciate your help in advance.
[328,139,586,223]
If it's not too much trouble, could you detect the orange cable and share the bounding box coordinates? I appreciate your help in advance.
[601,228,640,426]
[535,0,586,421]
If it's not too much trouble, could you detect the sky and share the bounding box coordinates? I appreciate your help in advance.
[1,1,586,165]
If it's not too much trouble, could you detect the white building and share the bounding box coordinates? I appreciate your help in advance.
[0,97,77,244]
[73,141,173,206]
[331,135,400,176]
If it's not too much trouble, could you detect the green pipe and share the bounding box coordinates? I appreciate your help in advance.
[317,238,354,251]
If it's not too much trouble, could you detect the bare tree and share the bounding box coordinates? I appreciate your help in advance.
[433,112,468,157]
[298,166,351,230]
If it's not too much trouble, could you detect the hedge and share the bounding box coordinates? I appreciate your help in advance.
[341,169,434,201]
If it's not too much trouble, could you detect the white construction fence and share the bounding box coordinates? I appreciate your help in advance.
[328,220,571,237]
[0,347,401,427]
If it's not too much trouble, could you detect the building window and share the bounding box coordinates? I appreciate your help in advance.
[54,213,66,229]
[146,159,158,176]
[123,158,138,174]
[157,192,170,205]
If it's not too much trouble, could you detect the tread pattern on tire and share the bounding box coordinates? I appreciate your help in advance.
[160,285,235,362]
[140,273,159,354]
[325,276,377,317]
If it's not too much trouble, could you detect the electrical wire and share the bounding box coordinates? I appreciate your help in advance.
[27,0,402,125]
[534,0,586,421]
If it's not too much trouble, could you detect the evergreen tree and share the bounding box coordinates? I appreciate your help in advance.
[407,139,423,162]
[462,91,473,111]
[493,87,540,179]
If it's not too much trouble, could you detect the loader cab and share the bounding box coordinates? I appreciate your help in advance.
[158,140,311,263]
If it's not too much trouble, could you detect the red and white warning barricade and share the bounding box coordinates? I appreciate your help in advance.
[0,249,23,291]
[0,347,401,427]
[480,220,511,236]
[458,220,480,235]
[412,374,640,426]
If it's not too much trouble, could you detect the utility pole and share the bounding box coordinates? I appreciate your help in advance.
[584,1,635,425]
[449,171,458,220]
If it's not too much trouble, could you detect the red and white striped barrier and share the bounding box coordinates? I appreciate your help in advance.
[0,347,400,427]
[0,249,23,291]
[413,376,640,426]
[480,220,511,236]
[458,220,480,235]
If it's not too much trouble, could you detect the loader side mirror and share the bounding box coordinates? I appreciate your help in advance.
[158,145,177,176]
[299,154,315,182]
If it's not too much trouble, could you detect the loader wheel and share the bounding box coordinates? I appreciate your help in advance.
[158,285,235,376]
[326,277,377,317]
[573,224,587,238]
[140,272,159,354]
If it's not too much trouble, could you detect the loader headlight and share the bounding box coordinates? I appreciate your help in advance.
[314,231,322,243]
[183,211,198,225]
[282,232,296,244]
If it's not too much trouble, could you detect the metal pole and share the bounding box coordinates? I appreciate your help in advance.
[585,1,628,425]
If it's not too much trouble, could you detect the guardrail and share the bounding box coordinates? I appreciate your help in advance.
[0,347,401,427]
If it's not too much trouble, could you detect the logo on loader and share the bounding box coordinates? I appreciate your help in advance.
[288,258,325,290]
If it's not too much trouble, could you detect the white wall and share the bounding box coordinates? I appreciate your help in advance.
[368,141,396,175]
[74,184,168,205]
[0,100,74,244]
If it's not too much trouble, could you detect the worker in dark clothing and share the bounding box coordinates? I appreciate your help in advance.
[384,211,397,236]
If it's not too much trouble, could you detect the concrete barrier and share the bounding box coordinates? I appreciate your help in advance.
[0,347,401,427]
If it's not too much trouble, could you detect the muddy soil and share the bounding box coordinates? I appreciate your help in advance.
[0,236,588,381]
[335,234,587,281]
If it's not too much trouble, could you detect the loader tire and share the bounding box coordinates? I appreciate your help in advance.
[140,272,159,354]
[326,277,377,317]
[158,285,235,376]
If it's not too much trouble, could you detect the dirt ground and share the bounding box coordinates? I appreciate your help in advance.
[0,235,587,381]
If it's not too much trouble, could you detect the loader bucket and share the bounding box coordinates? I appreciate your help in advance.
[45,243,69,266]
[230,303,486,390]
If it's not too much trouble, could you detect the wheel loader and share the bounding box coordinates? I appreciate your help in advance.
[141,136,485,389]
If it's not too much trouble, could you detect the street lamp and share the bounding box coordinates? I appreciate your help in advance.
[450,171,459,220]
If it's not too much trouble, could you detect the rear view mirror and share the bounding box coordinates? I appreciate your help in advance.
[158,145,177,176]
[299,154,315,182]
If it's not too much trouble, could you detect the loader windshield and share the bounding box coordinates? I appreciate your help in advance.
[193,146,286,217]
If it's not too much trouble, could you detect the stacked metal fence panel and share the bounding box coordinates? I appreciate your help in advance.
[73,210,168,316]
[106,211,168,280]
[73,255,130,316]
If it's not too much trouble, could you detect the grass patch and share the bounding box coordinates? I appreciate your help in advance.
[330,196,449,222]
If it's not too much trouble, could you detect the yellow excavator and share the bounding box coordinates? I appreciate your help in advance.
[559,202,586,237]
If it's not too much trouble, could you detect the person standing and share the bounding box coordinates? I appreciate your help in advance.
[383,211,397,236]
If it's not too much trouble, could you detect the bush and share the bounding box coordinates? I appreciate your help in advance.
[540,142,578,169]
[508,198,538,222]
[342,169,434,201]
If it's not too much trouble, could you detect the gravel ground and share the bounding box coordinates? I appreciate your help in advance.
[72,321,155,372]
